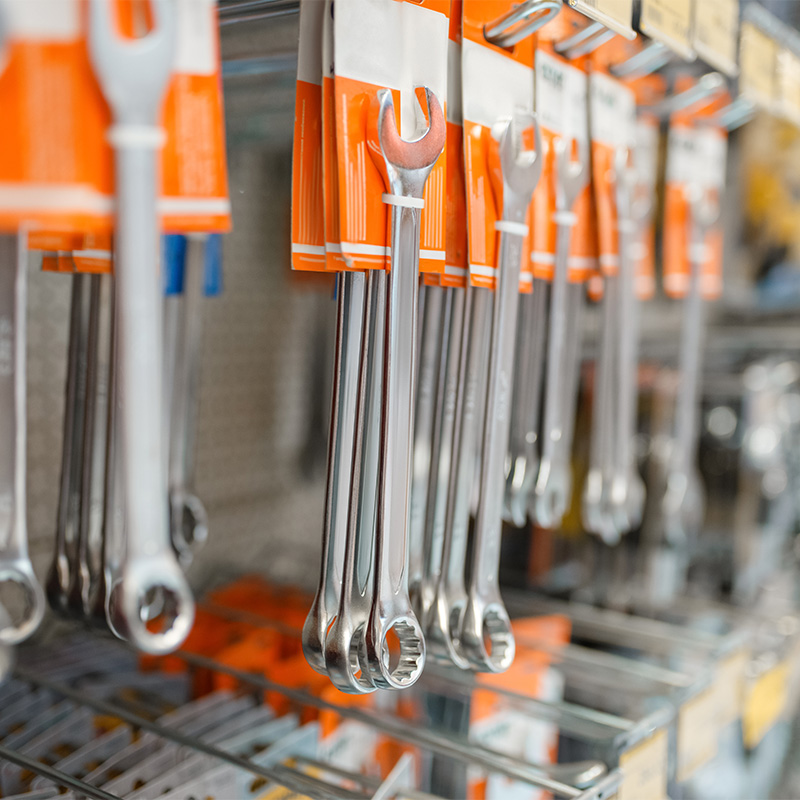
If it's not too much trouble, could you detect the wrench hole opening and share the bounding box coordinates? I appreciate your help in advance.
[381,620,424,684]
[139,585,180,635]
[0,577,37,633]
[482,610,514,670]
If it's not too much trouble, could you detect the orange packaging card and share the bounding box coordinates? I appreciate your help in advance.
[291,0,326,272]
[333,0,449,274]
[73,231,113,273]
[461,0,535,290]
[531,40,593,283]
[0,0,230,233]
[588,67,636,277]
[663,92,728,300]
[442,0,468,289]
[468,615,571,799]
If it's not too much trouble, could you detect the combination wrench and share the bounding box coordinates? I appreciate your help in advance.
[0,233,46,645]
[461,116,542,673]
[46,274,91,613]
[365,87,445,689]
[663,187,719,542]
[89,0,194,653]
[533,136,589,529]
[325,269,384,693]
[426,284,486,669]
[303,270,365,674]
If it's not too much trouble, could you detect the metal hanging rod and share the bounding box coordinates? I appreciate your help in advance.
[0,743,122,800]
[13,667,364,800]
[218,0,300,25]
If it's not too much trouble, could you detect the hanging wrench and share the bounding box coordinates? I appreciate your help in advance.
[89,0,194,653]
[325,269,385,693]
[46,274,90,613]
[533,136,589,528]
[408,284,444,614]
[504,279,547,526]
[0,233,46,645]
[461,115,542,673]
[303,270,365,674]
[168,235,215,564]
[420,287,463,627]
[426,283,486,670]
[365,87,445,689]
[663,188,719,542]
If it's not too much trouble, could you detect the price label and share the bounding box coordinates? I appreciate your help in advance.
[693,0,739,77]
[618,729,668,800]
[567,0,635,40]
[677,687,720,782]
[640,0,694,61]
[743,661,789,748]
[715,649,749,729]
[778,49,800,127]
[740,21,778,108]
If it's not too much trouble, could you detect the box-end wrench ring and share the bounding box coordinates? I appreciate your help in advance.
[461,115,542,673]
[365,87,445,689]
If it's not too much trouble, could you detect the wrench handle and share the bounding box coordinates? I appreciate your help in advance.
[472,229,525,594]
[376,204,422,598]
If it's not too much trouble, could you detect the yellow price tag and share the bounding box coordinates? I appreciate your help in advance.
[693,0,739,76]
[778,49,800,127]
[677,687,719,782]
[618,729,669,800]
[567,0,636,40]
[640,0,694,60]
[740,21,778,108]
[743,661,789,748]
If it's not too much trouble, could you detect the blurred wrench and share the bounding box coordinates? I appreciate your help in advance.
[504,279,547,526]
[168,235,216,564]
[461,116,542,673]
[365,87,444,689]
[89,0,194,653]
[46,274,90,613]
[534,136,589,528]
[325,270,384,693]
[408,284,444,614]
[303,270,365,673]
[426,284,486,669]
[0,233,46,645]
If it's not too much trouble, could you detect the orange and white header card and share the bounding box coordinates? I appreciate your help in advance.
[462,0,535,290]
[0,0,230,234]
[291,0,325,272]
[333,0,449,274]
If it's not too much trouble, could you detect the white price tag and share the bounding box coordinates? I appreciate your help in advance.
[693,0,739,76]
[618,730,669,800]
[677,687,720,781]
[740,21,778,109]
[567,0,636,40]
[778,49,800,127]
[640,0,694,61]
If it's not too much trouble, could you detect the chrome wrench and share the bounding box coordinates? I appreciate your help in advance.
[0,233,46,645]
[46,274,91,613]
[461,116,542,673]
[426,283,487,669]
[533,136,589,528]
[303,270,365,674]
[168,235,211,564]
[365,87,445,689]
[408,283,444,614]
[325,269,385,694]
[89,0,194,653]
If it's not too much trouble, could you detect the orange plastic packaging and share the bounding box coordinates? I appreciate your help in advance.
[333,0,449,274]
[291,0,326,272]
[531,10,595,285]
[663,78,728,300]
[0,0,230,234]
[588,37,637,279]
[468,615,571,799]
[461,0,534,290]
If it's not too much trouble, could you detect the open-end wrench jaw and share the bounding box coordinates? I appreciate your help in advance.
[460,117,542,674]
[366,87,445,690]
